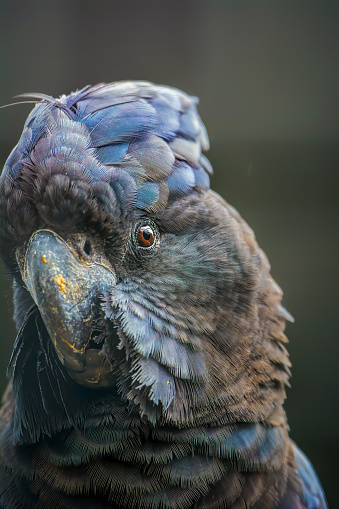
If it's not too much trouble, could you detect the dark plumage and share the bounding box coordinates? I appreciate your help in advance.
[0,81,327,508]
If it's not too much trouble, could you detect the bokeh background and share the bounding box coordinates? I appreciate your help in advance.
[0,1,338,505]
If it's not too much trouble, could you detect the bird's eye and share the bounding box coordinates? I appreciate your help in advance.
[137,225,155,248]
[133,219,159,253]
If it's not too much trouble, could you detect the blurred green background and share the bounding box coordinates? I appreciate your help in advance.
[0,1,338,506]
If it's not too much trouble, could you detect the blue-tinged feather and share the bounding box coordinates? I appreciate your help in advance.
[149,96,180,140]
[155,87,187,112]
[96,143,129,165]
[132,357,176,410]
[294,446,328,509]
[200,153,213,174]
[178,105,202,141]
[136,182,159,209]
[250,426,285,468]
[17,127,34,155]
[114,156,148,187]
[64,81,156,118]
[112,285,203,347]
[166,162,196,199]
[170,137,201,167]
[2,146,22,179]
[119,306,206,381]
[107,168,137,211]
[82,101,157,146]
[128,135,175,180]
[193,167,210,189]
[217,424,266,458]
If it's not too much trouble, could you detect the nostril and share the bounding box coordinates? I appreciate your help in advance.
[83,240,91,256]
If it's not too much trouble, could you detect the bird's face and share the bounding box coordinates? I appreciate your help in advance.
[9,181,256,421]
[3,177,257,432]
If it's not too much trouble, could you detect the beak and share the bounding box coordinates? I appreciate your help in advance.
[18,229,116,387]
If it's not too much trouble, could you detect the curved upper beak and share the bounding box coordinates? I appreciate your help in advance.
[18,229,116,387]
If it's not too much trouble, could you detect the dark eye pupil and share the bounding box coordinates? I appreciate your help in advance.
[143,230,151,240]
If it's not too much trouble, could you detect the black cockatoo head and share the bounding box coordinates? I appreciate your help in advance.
[0,82,292,445]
